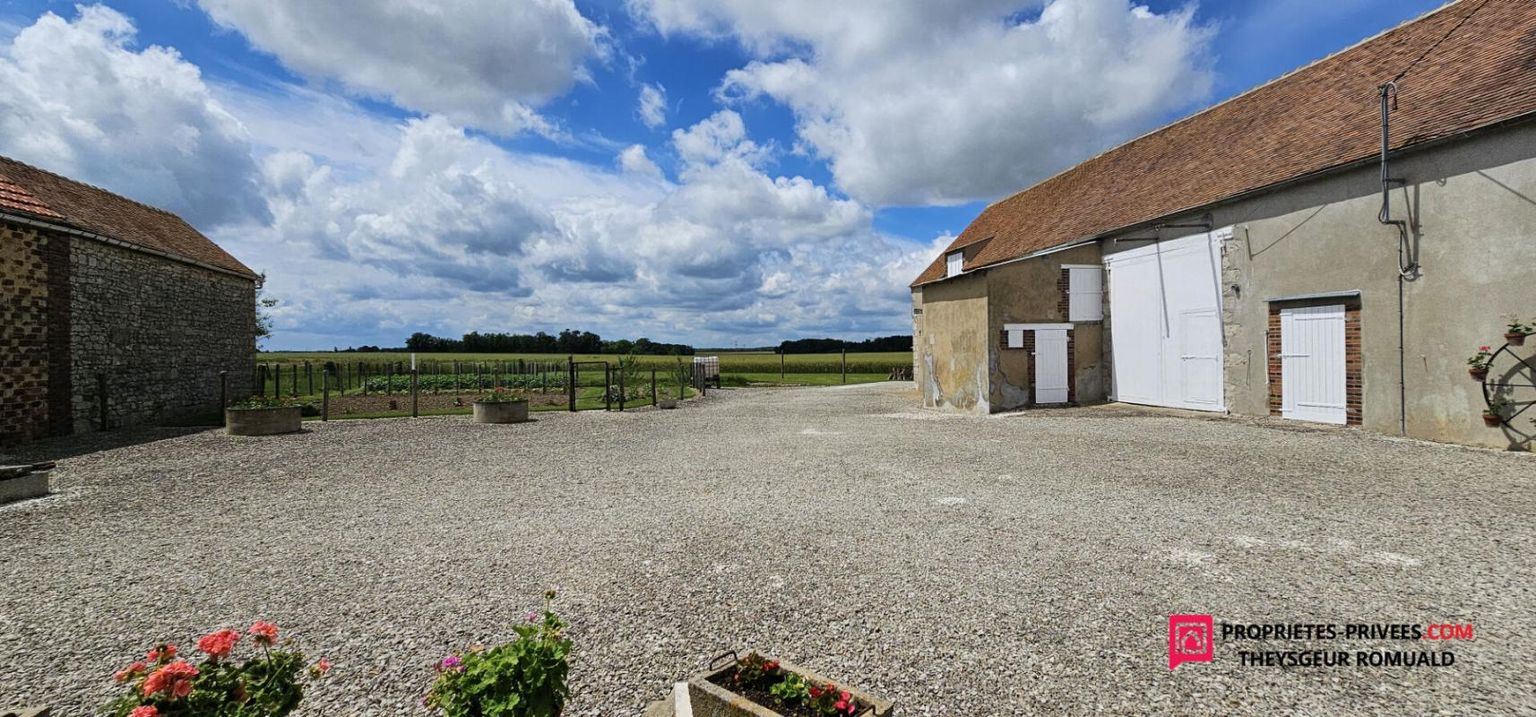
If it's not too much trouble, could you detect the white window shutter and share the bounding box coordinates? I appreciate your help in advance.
[946,251,964,277]
[1068,267,1104,321]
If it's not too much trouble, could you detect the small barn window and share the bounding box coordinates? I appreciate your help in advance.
[1067,266,1104,322]
[946,251,964,277]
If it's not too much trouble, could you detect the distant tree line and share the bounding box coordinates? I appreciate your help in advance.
[778,335,912,353]
[403,330,695,355]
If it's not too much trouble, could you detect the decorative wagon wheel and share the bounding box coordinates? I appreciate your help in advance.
[1480,342,1536,428]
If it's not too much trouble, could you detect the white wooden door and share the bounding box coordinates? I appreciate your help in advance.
[1034,329,1069,404]
[1279,305,1347,425]
[1105,231,1226,411]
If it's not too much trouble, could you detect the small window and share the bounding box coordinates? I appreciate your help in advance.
[946,251,964,277]
[1068,266,1104,322]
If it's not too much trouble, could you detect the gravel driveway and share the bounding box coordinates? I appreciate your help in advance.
[3,383,1533,715]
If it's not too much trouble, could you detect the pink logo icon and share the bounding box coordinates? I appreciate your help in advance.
[1168,614,1214,669]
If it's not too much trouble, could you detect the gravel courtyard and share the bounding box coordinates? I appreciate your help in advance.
[2,383,1533,715]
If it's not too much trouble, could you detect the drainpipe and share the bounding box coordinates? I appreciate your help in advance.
[1378,82,1417,436]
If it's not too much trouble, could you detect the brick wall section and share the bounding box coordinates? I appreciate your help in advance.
[1344,306,1362,426]
[1057,269,1070,319]
[0,221,51,443]
[69,239,255,431]
[1266,303,1362,426]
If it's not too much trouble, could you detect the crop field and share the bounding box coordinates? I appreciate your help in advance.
[259,350,911,375]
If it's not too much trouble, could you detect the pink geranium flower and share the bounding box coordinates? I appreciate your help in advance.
[129,707,160,717]
[197,629,241,659]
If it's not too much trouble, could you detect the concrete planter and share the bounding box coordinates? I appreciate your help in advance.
[473,400,529,424]
[647,656,894,717]
[225,406,303,436]
[0,464,51,505]
[658,399,679,410]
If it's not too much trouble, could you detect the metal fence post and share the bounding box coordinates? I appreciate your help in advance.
[567,357,576,412]
[651,369,657,406]
[322,368,330,422]
[841,348,847,384]
[604,365,612,411]
[387,363,394,396]
[619,368,625,412]
[781,351,785,378]
[306,361,313,396]
[411,369,419,418]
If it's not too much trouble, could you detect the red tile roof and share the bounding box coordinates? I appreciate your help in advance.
[0,155,257,278]
[914,0,1536,286]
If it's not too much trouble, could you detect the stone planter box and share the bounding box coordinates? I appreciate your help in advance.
[0,464,51,505]
[658,399,679,410]
[225,406,303,436]
[473,400,529,424]
[646,656,894,717]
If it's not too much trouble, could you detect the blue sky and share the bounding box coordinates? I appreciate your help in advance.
[0,0,1446,349]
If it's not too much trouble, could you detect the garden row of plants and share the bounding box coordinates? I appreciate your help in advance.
[103,592,877,717]
[361,372,572,394]
[106,593,568,717]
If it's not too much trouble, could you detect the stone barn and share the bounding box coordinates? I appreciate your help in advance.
[0,156,258,444]
[912,0,1536,450]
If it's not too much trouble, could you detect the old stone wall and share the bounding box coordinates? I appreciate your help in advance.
[69,238,255,431]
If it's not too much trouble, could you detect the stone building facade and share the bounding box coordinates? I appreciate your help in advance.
[0,156,257,444]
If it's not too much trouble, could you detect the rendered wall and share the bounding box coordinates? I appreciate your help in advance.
[1213,120,1536,449]
[985,244,1106,411]
[912,272,990,413]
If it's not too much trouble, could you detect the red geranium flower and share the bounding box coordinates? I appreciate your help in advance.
[129,707,160,717]
[248,621,279,646]
[197,629,241,659]
[142,660,199,699]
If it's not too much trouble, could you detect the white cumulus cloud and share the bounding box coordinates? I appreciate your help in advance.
[638,83,668,128]
[195,0,606,135]
[631,0,1214,205]
[0,5,267,227]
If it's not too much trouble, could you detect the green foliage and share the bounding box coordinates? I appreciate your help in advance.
[105,625,328,717]
[477,388,529,403]
[427,593,571,717]
[768,673,809,705]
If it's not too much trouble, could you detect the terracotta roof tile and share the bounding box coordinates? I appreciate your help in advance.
[914,0,1536,286]
[0,155,257,278]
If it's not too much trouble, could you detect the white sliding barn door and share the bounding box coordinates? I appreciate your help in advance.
[1105,231,1226,411]
[1279,305,1347,425]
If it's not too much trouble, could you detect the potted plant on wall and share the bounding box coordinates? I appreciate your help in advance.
[1504,318,1533,347]
[225,396,303,436]
[1467,345,1494,381]
[1483,396,1510,427]
[473,387,530,424]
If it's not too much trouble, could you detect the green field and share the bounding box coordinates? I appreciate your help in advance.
[259,350,910,374]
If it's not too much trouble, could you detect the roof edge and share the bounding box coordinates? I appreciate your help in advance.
[912,104,1536,288]
[1,209,260,281]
